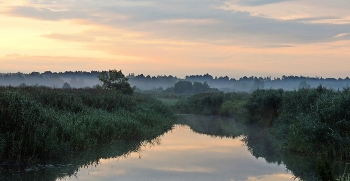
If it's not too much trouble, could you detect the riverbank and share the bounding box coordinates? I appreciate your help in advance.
[0,86,174,165]
[174,87,350,180]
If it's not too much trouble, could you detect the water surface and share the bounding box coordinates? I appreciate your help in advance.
[57,115,294,181]
[2,115,298,181]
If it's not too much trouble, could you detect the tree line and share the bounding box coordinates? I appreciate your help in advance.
[1,71,350,92]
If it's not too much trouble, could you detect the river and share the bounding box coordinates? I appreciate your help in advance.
[3,114,333,180]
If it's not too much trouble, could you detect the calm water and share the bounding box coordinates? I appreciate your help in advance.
[55,115,294,181]
[2,115,303,181]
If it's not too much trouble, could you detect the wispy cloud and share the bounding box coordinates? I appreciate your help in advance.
[334,33,350,40]
[3,0,350,45]
[237,0,291,6]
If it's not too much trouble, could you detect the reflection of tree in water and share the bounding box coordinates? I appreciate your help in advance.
[0,138,162,181]
[244,127,350,181]
[4,115,348,180]
[177,115,349,181]
[175,114,246,139]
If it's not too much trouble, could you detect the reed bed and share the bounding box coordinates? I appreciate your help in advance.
[0,86,174,163]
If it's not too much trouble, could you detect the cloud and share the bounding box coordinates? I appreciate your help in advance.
[41,33,95,42]
[237,0,291,6]
[259,44,295,48]
[0,54,143,73]
[157,18,219,25]
[244,173,293,181]
[220,0,350,23]
[334,33,350,40]
[3,0,350,46]
[5,6,75,21]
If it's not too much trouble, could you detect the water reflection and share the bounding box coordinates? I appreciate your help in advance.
[178,114,350,181]
[1,115,307,181]
[57,124,292,181]
[0,140,148,181]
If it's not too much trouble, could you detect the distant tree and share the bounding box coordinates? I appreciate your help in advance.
[19,83,26,87]
[164,87,174,93]
[30,71,40,77]
[193,81,210,93]
[250,79,265,92]
[298,81,310,89]
[62,82,71,89]
[156,87,164,91]
[174,81,192,94]
[93,84,103,89]
[98,70,134,94]
[69,77,85,88]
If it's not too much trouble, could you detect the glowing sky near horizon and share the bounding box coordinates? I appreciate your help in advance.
[1,0,349,78]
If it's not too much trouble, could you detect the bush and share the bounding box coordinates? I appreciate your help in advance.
[175,92,249,117]
[245,89,283,126]
[241,87,350,178]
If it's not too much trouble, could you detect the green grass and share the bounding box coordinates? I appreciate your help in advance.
[157,97,179,106]
[0,86,174,164]
[174,92,249,117]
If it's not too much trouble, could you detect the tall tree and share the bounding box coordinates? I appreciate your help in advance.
[193,81,210,93]
[98,70,134,94]
[174,81,193,94]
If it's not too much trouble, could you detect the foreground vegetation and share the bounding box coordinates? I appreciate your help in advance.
[175,86,350,159]
[175,86,350,180]
[246,87,350,160]
[0,86,174,164]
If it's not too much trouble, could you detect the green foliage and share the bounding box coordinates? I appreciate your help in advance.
[175,86,350,164]
[174,81,193,94]
[192,81,210,94]
[175,92,224,115]
[98,69,134,94]
[0,86,174,163]
[243,87,350,162]
[245,89,283,126]
[175,92,249,117]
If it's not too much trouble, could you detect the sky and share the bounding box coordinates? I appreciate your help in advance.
[1,0,349,78]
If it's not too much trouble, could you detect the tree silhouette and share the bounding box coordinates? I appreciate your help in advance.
[98,70,134,94]
[174,81,193,94]
[193,81,210,93]
[62,82,71,89]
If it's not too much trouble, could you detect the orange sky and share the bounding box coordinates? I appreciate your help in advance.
[1,0,349,78]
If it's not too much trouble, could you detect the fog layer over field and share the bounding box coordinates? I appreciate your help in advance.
[1,71,350,92]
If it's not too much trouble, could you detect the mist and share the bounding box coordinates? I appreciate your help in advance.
[1,71,349,92]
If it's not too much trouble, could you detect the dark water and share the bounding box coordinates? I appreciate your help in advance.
[2,115,347,180]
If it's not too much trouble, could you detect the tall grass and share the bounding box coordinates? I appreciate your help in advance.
[0,86,174,164]
[242,87,350,160]
[174,92,249,118]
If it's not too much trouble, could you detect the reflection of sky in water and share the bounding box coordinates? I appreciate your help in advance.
[58,125,293,181]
